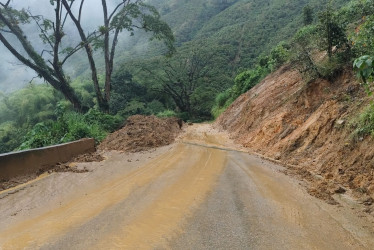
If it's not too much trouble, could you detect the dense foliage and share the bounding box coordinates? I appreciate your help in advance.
[1,0,373,153]
[19,107,122,150]
[0,0,174,112]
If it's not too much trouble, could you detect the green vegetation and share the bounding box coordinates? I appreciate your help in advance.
[354,55,374,85]
[156,110,177,118]
[350,0,374,138]
[1,0,374,153]
[212,41,291,118]
[0,0,174,112]
[303,5,314,26]
[0,84,123,153]
[19,107,122,150]
[350,103,374,139]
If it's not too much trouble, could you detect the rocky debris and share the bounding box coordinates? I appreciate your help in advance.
[0,178,31,192]
[99,115,183,152]
[361,197,374,206]
[334,186,346,194]
[49,163,91,174]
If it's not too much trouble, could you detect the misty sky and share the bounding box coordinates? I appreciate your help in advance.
[0,0,124,93]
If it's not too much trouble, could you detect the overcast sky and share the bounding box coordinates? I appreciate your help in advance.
[0,0,124,93]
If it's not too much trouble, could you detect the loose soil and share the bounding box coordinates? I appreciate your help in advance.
[99,115,183,152]
[217,64,374,209]
[72,152,105,163]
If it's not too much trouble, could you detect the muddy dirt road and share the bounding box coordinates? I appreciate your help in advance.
[0,125,374,249]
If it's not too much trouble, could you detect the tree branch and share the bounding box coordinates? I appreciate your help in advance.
[62,0,74,28]
[108,0,129,22]
[78,0,85,23]
[27,11,54,50]
[62,0,105,107]
[0,28,11,33]
[0,8,55,76]
[0,0,11,8]
[0,32,41,73]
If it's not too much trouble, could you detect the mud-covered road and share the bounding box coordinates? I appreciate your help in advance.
[1,125,374,249]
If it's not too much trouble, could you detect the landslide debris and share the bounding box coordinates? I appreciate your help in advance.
[71,152,105,163]
[217,65,374,205]
[99,115,183,152]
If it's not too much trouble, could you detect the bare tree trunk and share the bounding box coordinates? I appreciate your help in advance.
[0,6,83,111]
[62,0,108,112]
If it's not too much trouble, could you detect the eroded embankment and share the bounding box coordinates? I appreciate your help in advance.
[217,65,374,207]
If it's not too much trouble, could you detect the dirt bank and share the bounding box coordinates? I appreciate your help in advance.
[217,65,374,207]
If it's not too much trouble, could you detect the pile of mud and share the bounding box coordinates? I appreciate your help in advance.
[99,115,183,152]
[217,65,374,206]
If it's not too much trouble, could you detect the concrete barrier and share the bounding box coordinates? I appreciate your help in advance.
[0,138,95,181]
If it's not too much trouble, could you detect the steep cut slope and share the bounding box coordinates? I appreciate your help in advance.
[217,65,374,205]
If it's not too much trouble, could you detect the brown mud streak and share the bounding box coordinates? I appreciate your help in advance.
[95,144,227,249]
[0,145,188,249]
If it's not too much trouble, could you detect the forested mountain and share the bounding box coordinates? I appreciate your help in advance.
[116,0,349,68]
[0,0,370,153]
[0,0,349,93]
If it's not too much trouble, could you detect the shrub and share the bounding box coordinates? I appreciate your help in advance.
[353,55,374,98]
[118,100,149,117]
[63,112,108,143]
[351,103,374,138]
[18,108,123,150]
[190,86,218,119]
[211,89,233,119]
[215,90,231,108]
[318,55,345,80]
[84,109,123,132]
[147,100,165,115]
[269,42,291,70]
[0,122,27,153]
[156,110,177,118]
[349,14,374,56]
[231,66,266,100]
[211,105,228,119]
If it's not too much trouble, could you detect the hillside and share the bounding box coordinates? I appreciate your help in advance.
[217,65,374,206]
[119,0,350,73]
[17,0,350,87]
[0,0,368,154]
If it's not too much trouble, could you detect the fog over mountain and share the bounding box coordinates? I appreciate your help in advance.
[0,0,124,93]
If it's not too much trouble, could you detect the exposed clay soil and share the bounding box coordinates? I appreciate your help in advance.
[99,115,183,152]
[217,65,374,206]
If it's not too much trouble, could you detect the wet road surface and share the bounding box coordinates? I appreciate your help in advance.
[0,125,373,249]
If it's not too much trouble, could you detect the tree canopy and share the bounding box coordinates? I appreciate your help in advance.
[0,0,174,112]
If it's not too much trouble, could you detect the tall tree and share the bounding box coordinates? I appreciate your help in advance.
[302,5,314,26]
[292,25,321,81]
[143,49,214,114]
[0,0,174,112]
[318,2,347,58]
[0,0,83,110]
